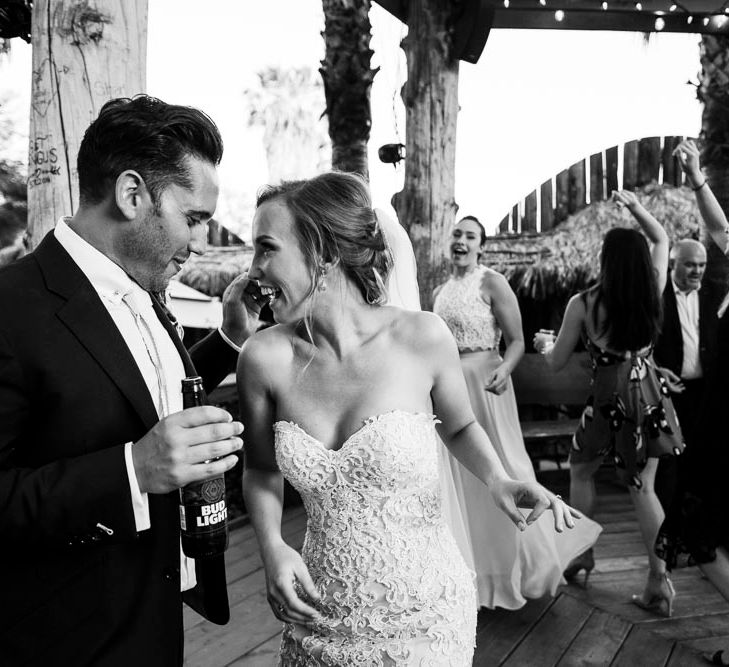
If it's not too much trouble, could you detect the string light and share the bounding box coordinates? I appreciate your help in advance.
[503,0,509,7]
[635,2,642,10]
[669,4,677,10]
[539,0,546,5]
[601,1,608,9]
[704,16,710,25]
[554,9,564,21]
[655,17,665,30]
[687,15,693,23]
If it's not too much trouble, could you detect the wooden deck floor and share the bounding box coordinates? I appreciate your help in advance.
[184,473,729,666]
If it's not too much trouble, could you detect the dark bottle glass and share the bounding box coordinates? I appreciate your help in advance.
[179,376,229,558]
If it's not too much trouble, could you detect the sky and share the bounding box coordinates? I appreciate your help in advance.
[0,1,703,237]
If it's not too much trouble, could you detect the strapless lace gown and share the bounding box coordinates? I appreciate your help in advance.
[434,266,602,609]
[274,410,476,666]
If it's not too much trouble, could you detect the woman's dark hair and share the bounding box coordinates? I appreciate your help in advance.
[256,171,393,306]
[457,215,487,245]
[77,95,223,209]
[594,227,662,350]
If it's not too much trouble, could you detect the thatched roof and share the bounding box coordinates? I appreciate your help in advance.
[482,183,700,301]
[177,245,253,298]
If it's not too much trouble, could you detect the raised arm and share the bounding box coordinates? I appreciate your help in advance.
[483,271,525,395]
[237,332,320,625]
[613,189,669,293]
[420,312,578,532]
[674,139,729,253]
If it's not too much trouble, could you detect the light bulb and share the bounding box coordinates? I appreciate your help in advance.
[669,3,677,10]
[602,1,608,8]
[655,17,665,30]
[635,2,642,10]
[687,15,693,23]
[555,9,564,20]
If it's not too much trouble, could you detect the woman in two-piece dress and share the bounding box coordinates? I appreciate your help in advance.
[433,216,601,609]
[534,191,685,617]
[238,172,580,665]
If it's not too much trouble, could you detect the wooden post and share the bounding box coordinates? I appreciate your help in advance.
[623,140,639,191]
[637,136,661,186]
[589,152,604,202]
[511,203,520,232]
[27,0,147,249]
[392,1,459,308]
[523,189,537,232]
[568,159,585,214]
[555,169,569,224]
[606,145,619,195]
[540,179,553,231]
[662,136,681,186]
[498,214,509,233]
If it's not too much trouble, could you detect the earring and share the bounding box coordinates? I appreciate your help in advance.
[318,267,328,292]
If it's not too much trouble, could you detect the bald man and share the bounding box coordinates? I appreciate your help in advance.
[653,239,721,508]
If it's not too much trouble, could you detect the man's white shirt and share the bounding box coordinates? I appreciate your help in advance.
[671,277,702,380]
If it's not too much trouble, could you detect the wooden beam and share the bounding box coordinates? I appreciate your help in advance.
[590,152,604,202]
[540,179,554,231]
[523,189,537,232]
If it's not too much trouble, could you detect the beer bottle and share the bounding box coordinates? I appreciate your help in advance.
[179,376,229,558]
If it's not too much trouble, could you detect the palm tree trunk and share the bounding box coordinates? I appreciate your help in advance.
[698,35,729,294]
[320,0,376,180]
[393,0,459,308]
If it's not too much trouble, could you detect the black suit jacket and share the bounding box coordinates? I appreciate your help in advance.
[653,278,721,381]
[0,232,238,666]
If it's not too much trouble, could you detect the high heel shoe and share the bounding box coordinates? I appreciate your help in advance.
[631,571,675,618]
[563,548,595,587]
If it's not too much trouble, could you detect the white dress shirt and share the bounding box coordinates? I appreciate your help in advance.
[672,278,702,380]
[54,218,196,590]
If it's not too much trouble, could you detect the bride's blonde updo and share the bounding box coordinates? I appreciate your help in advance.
[256,171,393,305]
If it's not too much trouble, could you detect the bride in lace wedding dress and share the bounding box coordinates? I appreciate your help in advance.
[238,172,581,666]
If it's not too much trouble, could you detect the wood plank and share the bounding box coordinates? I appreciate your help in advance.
[638,136,662,186]
[666,641,714,666]
[499,214,510,233]
[568,159,586,214]
[555,169,569,224]
[638,612,729,642]
[556,608,631,666]
[589,152,604,202]
[225,635,280,666]
[185,590,282,666]
[524,189,538,232]
[623,140,639,191]
[683,634,729,658]
[611,625,674,666]
[541,179,554,231]
[606,145,619,194]
[662,136,682,187]
[473,595,553,664]
[504,594,592,666]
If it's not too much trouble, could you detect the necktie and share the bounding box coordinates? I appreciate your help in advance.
[123,290,170,418]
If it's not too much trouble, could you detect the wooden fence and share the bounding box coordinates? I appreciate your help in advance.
[498,136,694,234]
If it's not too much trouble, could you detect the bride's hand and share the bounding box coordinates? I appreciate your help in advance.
[262,542,321,625]
[484,365,509,395]
[489,478,582,533]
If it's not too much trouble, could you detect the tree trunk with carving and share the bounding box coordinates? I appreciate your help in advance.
[393,1,459,308]
[320,0,376,179]
[698,35,729,294]
[27,0,147,249]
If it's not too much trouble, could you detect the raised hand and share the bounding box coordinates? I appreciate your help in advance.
[220,272,265,347]
[263,542,322,625]
[612,189,639,210]
[132,405,243,494]
[489,478,582,533]
[672,139,703,185]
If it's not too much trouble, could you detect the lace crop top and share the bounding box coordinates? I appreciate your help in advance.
[433,265,502,352]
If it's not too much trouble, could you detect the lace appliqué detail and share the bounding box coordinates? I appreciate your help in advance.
[433,266,501,352]
[274,410,476,666]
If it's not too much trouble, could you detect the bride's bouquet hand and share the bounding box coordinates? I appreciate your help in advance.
[489,478,582,534]
[263,542,322,625]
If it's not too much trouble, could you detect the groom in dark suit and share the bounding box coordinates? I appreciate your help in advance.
[0,96,260,666]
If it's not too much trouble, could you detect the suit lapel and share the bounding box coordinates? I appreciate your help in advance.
[35,233,159,429]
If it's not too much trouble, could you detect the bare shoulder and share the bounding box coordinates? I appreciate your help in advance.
[238,324,293,376]
[480,267,510,293]
[388,308,454,351]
